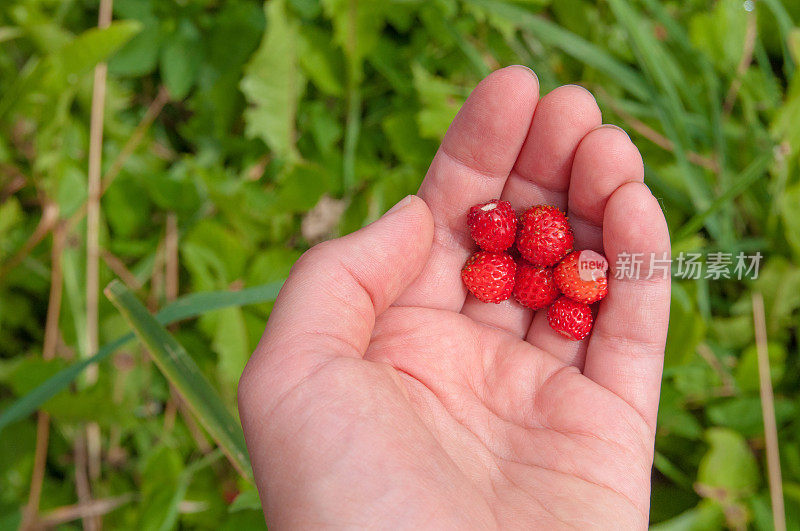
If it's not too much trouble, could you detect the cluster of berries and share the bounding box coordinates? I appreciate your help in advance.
[461,200,608,340]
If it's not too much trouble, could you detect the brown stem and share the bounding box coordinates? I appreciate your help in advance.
[594,87,719,173]
[20,221,66,530]
[39,494,134,527]
[100,248,142,291]
[74,433,99,531]
[752,292,786,531]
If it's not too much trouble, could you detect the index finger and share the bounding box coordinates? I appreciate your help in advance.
[395,66,540,311]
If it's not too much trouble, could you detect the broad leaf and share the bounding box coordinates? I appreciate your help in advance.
[697,428,760,499]
[241,0,305,161]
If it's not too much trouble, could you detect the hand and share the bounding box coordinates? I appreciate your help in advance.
[238,66,670,529]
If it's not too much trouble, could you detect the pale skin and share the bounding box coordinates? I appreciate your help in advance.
[238,67,671,529]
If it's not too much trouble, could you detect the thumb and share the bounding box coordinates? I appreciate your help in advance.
[240,194,434,395]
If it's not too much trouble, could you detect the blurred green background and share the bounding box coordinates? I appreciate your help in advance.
[1,0,800,529]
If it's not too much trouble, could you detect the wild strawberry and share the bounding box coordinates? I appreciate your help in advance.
[461,251,516,303]
[516,205,573,267]
[513,262,560,310]
[554,250,609,304]
[467,200,517,252]
[547,297,593,340]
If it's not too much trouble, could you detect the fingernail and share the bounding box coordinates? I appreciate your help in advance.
[594,123,631,141]
[511,64,539,84]
[385,195,414,216]
[558,84,598,106]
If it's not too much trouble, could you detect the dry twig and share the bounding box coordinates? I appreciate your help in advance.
[39,494,135,527]
[594,87,719,173]
[20,222,66,531]
[723,10,758,114]
[752,292,786,531]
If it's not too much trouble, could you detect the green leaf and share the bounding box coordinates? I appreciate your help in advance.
[241,0,306,161]
[210,307,250,388]
[298,26,345,96]
[41,378,122,426]
[0,58,45,121]
[246,248,301,287]
[0,281,283,434]
[105,281,252,479]
[697,427,760,499]
[0,21,139,119]
[657,383,703,440]
[137,445,183,531]
[182,219,250,288]
[2,358,67,396]
[412,64,464,140]
[771,73,800,158]
[108,25,161,77]
[689,0,749,71]
[229,488,262,513]
[0,197,23,243]
[56,165,88,218]
[160,20,202,99]
[781,183,800,259]
[733,258,800,337]
[707,396,796,437]
[734,342,786,392]
[654,451,694,490]
[46,20,143,89]
[137,447,224,531]
[382,111,437,167]
[273,162,338,213]
[650,499,726,531]
[665,283,705,367]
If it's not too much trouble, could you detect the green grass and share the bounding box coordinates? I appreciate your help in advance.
[1,0,799,528]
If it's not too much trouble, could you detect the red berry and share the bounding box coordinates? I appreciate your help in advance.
[461,251,516,303]
[467,200,517,252]
[554,250,609,304]
[516,205,573,267]
[547,297,593,340]
[513,262,560,310]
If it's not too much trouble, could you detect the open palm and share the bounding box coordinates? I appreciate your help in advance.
[238,67,671,529]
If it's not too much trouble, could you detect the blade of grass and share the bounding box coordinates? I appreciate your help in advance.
[466,0,650,100]
[607,0,689,125]
[105,280,252,479]
[654,451,694,491]
[674,151,773,242]
[0,280,284,433]
[473,0,717,232]
[649,94,716,235]
[343,83,361,191]
[639,0,693,54]
[702,66,734,249]
[158,450,223,531]
[445,21,491,79]
[605,0,716,235]
[761,0,795,79]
